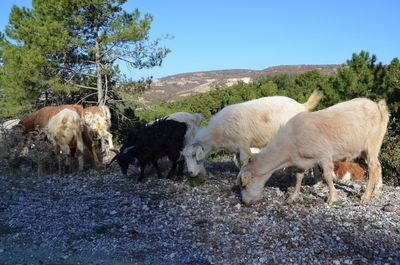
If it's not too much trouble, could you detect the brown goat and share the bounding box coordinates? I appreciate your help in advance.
[333,161,366,183]
[17,104,99,167]
[18,105,84,133]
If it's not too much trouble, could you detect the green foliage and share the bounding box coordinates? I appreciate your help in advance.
[380,119,400,186]
[188,176,206,187]
[0,0,170,118]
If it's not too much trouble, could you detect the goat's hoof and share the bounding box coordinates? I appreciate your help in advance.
[175,176,183,181]
[371,189,381,198]
[285,198,296,205]
[360,195,370,204]
[327,196,338,205]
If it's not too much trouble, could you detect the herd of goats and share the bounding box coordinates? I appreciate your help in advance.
[0,90,390,206]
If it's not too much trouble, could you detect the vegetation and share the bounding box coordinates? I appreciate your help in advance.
[0,0,170,117]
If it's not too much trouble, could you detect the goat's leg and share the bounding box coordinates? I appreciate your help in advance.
[56,154,65,177]
[238,148,251,168]
[77,155,84,172]
[312,166,324,188]
[137,163,147,182]
[176,160,185,180]
[151,160,162,178]
[322,164,337,205]
[372,162,383,197]
[286,172,305,204]
[167,161,177,179]
[361,159,381,204]
[82,129,100,167]
[233,153,240,168]
[107,132,114,149]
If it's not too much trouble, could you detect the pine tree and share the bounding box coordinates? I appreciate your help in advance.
[0,0,170,117]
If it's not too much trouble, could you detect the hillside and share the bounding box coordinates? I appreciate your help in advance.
[140,64,340,102]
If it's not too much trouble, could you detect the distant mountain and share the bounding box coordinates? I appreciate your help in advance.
[139,64,340,102]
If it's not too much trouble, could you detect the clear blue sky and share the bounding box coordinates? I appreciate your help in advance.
[1,0,399,79]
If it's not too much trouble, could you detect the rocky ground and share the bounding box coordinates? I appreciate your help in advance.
[0,161,399,265]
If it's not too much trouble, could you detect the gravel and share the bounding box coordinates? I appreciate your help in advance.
[0,161,399,265]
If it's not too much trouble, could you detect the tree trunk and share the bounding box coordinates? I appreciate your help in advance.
[94,25,104,106]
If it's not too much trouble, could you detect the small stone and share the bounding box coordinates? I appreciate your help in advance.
[333,260,340,265]
[110,210,117,215]
[0,249,4,253]
[61,255,69,260]
[40,243,48,248]
[232,227,246,235]
[235,203,241,210]
[383,205,395,212]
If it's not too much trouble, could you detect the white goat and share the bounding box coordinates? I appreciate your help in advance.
[163,112,204,145]
[238,98,389,205]
[83,105,113,155]
[46,109,85,173]
[183,91,322,177]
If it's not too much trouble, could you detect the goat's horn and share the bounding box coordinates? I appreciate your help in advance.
[121,145,135,154]
[111,149,120,154]
[107,155,119,166]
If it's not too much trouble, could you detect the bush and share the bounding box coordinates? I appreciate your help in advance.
[380,119,400,186]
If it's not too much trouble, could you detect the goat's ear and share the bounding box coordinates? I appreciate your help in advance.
[241,174,249,187]
[195,146,205,161]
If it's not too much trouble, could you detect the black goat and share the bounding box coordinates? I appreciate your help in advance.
[109,119,188,181]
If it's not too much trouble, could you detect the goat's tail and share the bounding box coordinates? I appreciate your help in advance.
[378,99,390,127]
[371,99,391,157]
[303,90,323,111]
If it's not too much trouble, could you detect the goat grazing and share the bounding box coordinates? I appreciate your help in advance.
[83,105,113,160]
[238,98,389,205]
[46,109,85,175]
[18,105,84,133]
[148,112,204,144]
[17,104,100,167]
[183,91,322,177]
[109,119,188,181]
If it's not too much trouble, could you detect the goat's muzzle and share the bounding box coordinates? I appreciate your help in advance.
[107,153,119,167]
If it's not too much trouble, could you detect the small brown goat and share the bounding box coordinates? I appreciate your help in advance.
[333,161,366,183]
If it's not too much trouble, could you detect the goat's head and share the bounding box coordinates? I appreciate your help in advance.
[237,166,265,205]
[182,143,207,177]
[108,146,137,175]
